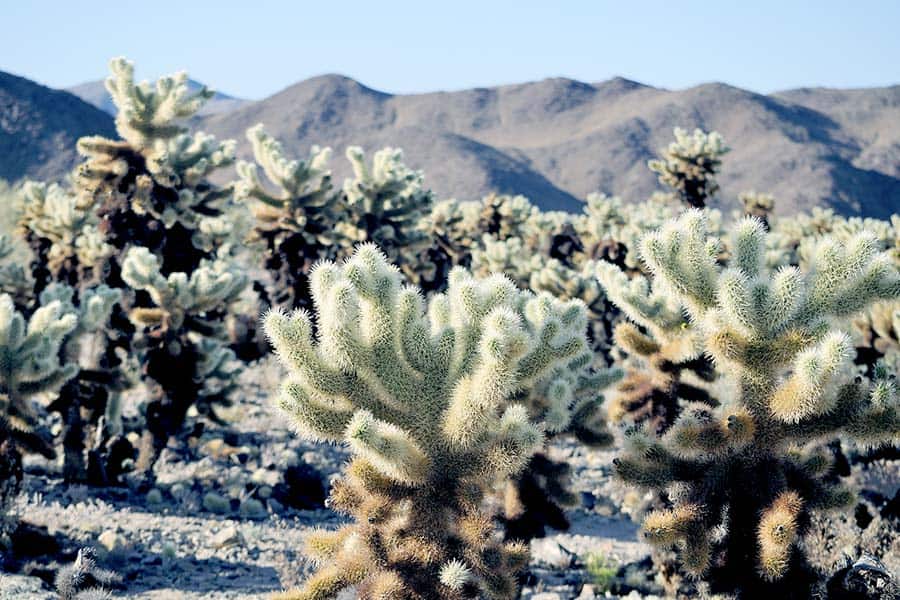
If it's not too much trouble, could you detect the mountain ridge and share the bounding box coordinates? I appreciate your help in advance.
[3,69,898,216]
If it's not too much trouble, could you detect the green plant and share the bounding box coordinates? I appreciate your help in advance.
[335,147,433,272]
[265,244,604,599]
[584,552,618,592]
[609,210,899,596]
[0,292,77,459]
[121,247,245,470]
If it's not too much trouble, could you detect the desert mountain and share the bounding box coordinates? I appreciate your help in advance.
[199,75,900,217]
[68,78,246,117]
[3,67,898,217]
[0,70,115,182]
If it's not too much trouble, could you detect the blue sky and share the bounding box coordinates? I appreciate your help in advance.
[3,1,898,99]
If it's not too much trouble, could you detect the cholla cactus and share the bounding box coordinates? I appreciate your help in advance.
[611,210,900,594]
[0,235,30,306]
[265,244,608,599]
[235,124,337,311]
[0,294,78,458]
[648,128,729,208]
[852,300,900,376]
[17,181,113,297]
[75,57,237,273]
[121,247,246,469]
[39,284,132,484]
[739,190,775,230]
[336,147,432,269]
[56,547,122,600]
[596,261,716,433]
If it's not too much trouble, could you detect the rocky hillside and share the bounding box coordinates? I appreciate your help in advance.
[4,67,899,216]
[68,78,246,116]
[199,75,900,216]
[0,70,115,182]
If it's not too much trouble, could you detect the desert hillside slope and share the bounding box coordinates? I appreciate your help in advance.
[4,68,899,216]
[0,70,115,182]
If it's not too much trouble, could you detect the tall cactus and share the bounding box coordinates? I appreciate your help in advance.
[69,58,248,474]
[609,210,900,595]
[75,57,237,276]
[121,247,246,470]
[265,244,607,599]
[596,262,716,433]
[18,181,113,298]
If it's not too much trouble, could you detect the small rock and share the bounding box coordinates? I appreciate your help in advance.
[240,498,267,519]
[250,468,280,487]
[146,488,163,505]
[98,529,124,553]
[258,485,272,499]
[202,491,230,514]
[210,526,244,549]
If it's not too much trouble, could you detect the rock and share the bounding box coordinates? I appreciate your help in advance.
[0,573,55,599]
[98,529,124,553]
[258,485,272,499]
[146,488,163,505]
[576,584,596,599]
[580,491,596,510]
[202,491,230,514]
[200,438,227,458]
[838,553,898,599]
[250,468,280,487]
[210,526,243,549]
[239,498,267,519]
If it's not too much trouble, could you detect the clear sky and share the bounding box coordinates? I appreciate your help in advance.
[3,0,898,99]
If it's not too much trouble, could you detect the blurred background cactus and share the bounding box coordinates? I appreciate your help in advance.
[235,124,336,313]
[648,128,729,209]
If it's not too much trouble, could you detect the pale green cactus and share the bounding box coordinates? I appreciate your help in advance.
[852,299,900,376]
[121,247,246,332]
[120,246,247,464]
[596,259,715,432]
[17,181,113,295]
[738,190,775,228]
[0,293,78,458]
[38,283,130,483]
[265,244,610,599]
[235,124,338,310]
[612,209,900,594]
[0,235,30,304]
[75,57,237,263]
[648,128,729,208]
[336,147,432,266]
[105,56,212,150]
